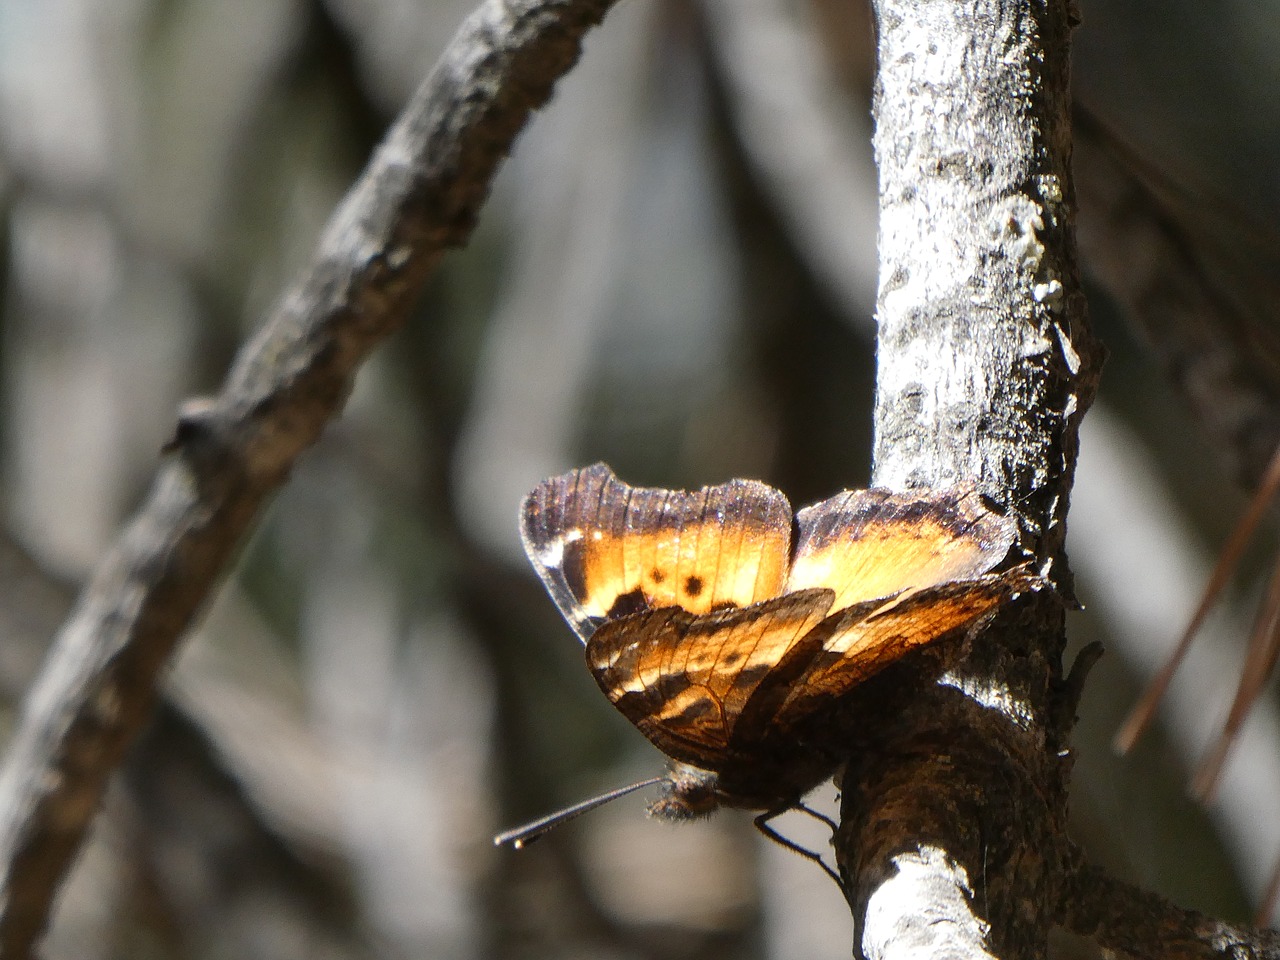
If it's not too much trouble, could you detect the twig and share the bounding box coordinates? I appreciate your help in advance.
[1115,444,1280,758]
[0,1,618,955]
[1191,513,1280,800]
[1060,847,1280,959]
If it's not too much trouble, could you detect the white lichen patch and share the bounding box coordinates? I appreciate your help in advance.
[1032,278,1063,305]
[940,671,1035,730]
[863,846,995,960]
[1037,173,1063,204]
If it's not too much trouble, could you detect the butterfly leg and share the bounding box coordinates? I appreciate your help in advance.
[753,808,843,888]
[792,800,839,834]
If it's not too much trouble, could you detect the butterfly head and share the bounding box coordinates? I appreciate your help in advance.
[646,764,722,821]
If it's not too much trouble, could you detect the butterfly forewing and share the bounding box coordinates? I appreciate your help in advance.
[786,487,1016,612]
[521,465,793,642]
[616,477,792,614]
[587,590,835,769]
[520,464,614,641]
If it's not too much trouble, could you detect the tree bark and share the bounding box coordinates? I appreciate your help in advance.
[1061,849,1280,959]
[837,1,1102,958]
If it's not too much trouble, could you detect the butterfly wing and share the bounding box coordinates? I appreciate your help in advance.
[734,567,1042,745]
[786,486,1017,611]
[586,589,835,769]
[521,468,1034,779]
[520,463,793,642]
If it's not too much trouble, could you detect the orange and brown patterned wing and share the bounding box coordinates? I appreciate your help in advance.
[735,567,1043,744]
[521,463,793,642]
[785,486,1017,612]
[586,589,835,769]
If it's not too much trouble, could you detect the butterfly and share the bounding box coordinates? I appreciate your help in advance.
[495,464,1040,868]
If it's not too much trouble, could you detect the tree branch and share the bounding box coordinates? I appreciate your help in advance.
[0,1,618,955]
[1060,849,1280,959]
[839,0,1101,957]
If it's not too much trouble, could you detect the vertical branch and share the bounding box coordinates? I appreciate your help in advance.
[838,0,1101,957]
[869,0,1097,545]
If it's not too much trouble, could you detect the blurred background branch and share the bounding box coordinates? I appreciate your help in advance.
[0,0,618,955]
[1074,108,1280,491]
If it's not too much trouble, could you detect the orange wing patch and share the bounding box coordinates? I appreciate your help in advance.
[575,481,790,616]
[786,487,1016,611]
[521,464,791,641]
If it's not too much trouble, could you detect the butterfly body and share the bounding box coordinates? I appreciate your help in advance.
[519,463,1040,820]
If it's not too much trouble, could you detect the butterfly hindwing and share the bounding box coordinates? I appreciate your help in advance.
[786,486,1017,611]
[586,589,835,769]
[520,464,793,642]
[734,566,1042,744]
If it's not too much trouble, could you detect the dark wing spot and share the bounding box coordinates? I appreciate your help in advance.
[685,575,704,598]
[723,650,743,667]
[562,536,587,600]
[607,588,650,619]
[711,600,739,612]
[650,568,666,584]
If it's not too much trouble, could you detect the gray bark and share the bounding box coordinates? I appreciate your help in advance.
[840,0,1101,957]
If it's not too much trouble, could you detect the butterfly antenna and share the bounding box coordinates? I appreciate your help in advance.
[493,776,667,849]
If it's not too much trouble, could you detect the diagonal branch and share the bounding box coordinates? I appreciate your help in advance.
[1060,848,1280,959]
[0,1,618,955]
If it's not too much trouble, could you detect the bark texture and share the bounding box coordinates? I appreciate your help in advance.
[1062,852,1280,959]
[0,2,618,956]
[839,1,1102,958]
